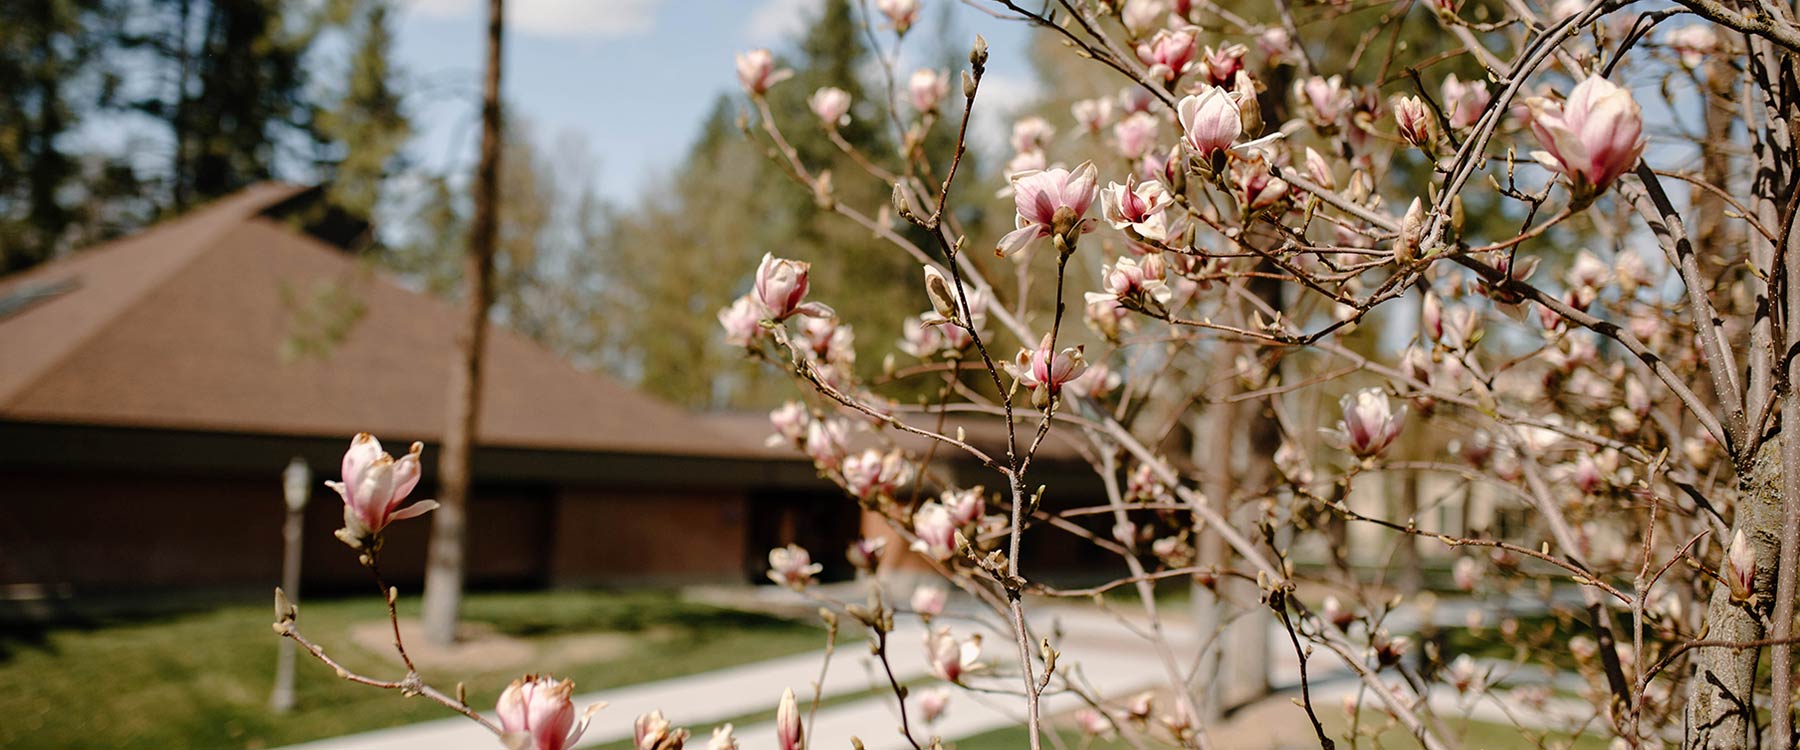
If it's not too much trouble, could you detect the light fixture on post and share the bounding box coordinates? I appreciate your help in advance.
[270,457,311,713]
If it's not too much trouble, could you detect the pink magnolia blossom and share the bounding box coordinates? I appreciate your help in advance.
[767,544,823,589]
[1118,85,1156,115]
[1447,654,1486,695]
[496,675,601,750]
[808,87,852,128]
[899,315,944,358]
[1011,116,1056,154]
[910,501,959,560]
[1121,0,1168,36]
[718,294,763,347]
[996,162,1100,256]
[1296,75,1351,128]
[841,448,912,500]
[911,583,948,616]
[803,418,848,471]
[326,434,438,545]
[754,253,833,320]
[776,688,803,750]
[1453,557,1481,591]
[1257,27,1292,65]
[1072,97,1115,134]
[1100,175,1170,232]
[1066,361,1121,399]
[799,316,855,368]
[1013,333,1088,397]
[708,725,738,750]
[909,68,949,114]
[941,486,986,527]
[1230,155,1289,211]
[1323,388,1406,458]
[1135,27,1197,82]
[634,710,689,750]
[1075,708,1114,737]
[917,688,951,723]
[767,401,809,446]
[845,537,886,572]
[1393,95,1434,147]
[1665,24,1718,67]
[1303,147,1335,189]
[1085,255,1173,309]
[1527,76,1647,194]
[924,626,985,682]
[875,0,919,33]
[1196,43,1247,87]
[1112,111,1160,160]
[1177,86,1241,159]
[1441,73,1490,130]
[735,49,792,96]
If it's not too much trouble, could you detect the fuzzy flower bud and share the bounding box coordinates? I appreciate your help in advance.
[776,688,803,750]
[1727,529,1756,603]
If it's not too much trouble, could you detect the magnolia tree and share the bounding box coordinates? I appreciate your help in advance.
[275,0,1800,748]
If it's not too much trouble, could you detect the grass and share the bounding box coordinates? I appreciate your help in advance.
[0,589,825,749]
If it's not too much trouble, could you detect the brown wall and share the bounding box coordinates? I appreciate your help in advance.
[547,488,750,586]
[0,470,551,593]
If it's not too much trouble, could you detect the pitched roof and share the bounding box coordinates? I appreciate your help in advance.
[0,183,757,458]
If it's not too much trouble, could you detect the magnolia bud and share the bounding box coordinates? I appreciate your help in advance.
[1396,198,1426,265]
[1727,529,1756,603]
[961,70,976,99]
[924,265,958,321]
[971,34,989,68]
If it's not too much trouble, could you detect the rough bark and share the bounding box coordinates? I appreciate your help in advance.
[420,0,503,646]
[1685,445,1785,750]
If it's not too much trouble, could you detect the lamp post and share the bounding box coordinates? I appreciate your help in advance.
[270,457,311,713]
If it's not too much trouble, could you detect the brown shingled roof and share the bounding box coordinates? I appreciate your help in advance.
[0,183,756,458]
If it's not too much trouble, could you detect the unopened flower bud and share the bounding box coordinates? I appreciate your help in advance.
[776,688,803,750]
[1727,529,1756,603]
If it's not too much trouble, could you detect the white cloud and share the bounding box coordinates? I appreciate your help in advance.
[745,0,822,46]
[403,0,663,38]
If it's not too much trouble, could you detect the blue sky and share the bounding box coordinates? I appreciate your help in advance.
[392,0,1043,204]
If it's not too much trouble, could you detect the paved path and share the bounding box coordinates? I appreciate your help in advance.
[282,592,1588,750]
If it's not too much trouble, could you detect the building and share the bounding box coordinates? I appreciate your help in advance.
[0,185,860,599]
[0,184,1103,605]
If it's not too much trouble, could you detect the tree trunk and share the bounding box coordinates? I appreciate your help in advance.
[1685,444,1784,750]
[421,0,504,646]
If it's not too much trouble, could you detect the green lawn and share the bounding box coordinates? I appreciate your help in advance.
[0,589,824,750]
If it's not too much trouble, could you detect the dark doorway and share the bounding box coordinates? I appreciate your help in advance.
[745,490,861,584]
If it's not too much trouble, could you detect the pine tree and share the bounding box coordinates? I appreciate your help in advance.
[0,0,116,271]
[317,0,410,226]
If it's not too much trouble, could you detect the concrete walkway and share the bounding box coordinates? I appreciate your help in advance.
[281,600,1202,750]
[282,592,1593,750]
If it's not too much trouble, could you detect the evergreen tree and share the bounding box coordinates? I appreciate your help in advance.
[317,0,409,226]
[0,0,117,271]
[120,0,320,211]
